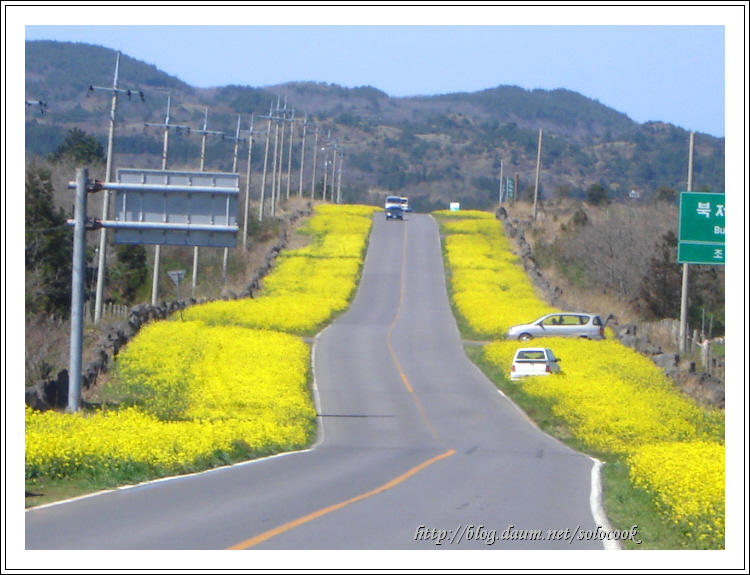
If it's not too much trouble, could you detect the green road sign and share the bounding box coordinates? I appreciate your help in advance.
[506,177,515,200]
[678,192,725,244]
[678,192,725,265]
[678,242,725,265]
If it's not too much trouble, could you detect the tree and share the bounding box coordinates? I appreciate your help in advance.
[48,128,105,165]
[25,161,74,317]
[585,183,609,206]
[654,186,677,203]
[108,244,148,305]
[638,231,682,318]
[562,204,676,300]
[637,231,725,335]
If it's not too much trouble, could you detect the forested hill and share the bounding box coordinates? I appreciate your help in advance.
[25,40,724,210]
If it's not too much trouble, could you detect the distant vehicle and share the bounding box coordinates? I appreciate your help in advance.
[385,205,403,220]
[385,196,402,209]
[400,197,412,212]
[506,312,605,341]
[385,196,404,220]
[510,347,561,380]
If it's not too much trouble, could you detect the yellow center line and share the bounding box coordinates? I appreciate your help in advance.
[228,216,454,550]
[227,448,455,549]
[386,219,443,442]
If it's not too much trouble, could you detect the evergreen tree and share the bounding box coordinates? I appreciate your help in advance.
[585,183,610,206]
[25,161,74,317]
[108,244,148,305]
[48,128,105,165]
[639,231,681,319]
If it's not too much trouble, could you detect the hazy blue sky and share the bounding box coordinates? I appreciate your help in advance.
[15,4,742,138]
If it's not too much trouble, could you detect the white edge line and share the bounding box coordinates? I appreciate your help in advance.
[466,358,620,550]
[27,329,334,514]
[28,216,371,513]
[590,458,622,550]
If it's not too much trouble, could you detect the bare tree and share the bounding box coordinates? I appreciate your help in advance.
[562,203,677,301]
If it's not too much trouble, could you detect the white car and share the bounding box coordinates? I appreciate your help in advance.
[510,347,561,380]
[506,312,605,341]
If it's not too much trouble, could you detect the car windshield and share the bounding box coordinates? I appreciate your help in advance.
[516,350,547,361]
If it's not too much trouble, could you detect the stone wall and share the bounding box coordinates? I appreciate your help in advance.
[26,206,312,412]
[497,209,724,409]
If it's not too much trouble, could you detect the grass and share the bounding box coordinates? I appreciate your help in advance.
[464,344,703,550]
[24,438,299,509]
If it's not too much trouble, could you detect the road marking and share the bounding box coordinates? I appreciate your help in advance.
[226,448,456,549]
[385,219,444,442]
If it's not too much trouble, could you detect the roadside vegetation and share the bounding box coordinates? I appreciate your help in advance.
[435,209,725,550]
[25,204,379,505]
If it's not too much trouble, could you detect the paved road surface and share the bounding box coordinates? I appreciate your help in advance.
[26,213,609,550]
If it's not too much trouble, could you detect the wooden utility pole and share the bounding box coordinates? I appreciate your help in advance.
[241,115,255,249]
[310,125,319,199]
[152,93,170,305]
[298,113,308,197]
[286,109,295,200]
[270,109,280,216]
[533,129,542,220]
[258,104,273,222]
[93,52,120,324]
[679,132,695,353]
[498,158,504,204]
[222,114,243,281]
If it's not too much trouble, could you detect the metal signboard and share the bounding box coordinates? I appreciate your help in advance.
[506,177,515,200]
[678,192,725,265]
[677,242,725,265]
[167,270,186,286]
[112,169,239,248]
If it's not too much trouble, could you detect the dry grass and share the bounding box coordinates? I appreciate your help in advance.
[502,199,657,325]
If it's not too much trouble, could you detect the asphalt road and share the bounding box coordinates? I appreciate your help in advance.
[25,213,610,551]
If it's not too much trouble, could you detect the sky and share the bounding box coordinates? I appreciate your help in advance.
[13,4,743,138]
[5,4,748,569]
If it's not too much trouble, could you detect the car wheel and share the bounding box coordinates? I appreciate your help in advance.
[519,333,532,342]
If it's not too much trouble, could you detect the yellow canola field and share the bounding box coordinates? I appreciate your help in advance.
[439,212,725,549]
[26,204,378,481]
[441,217,556,337]
[25,325,314,478]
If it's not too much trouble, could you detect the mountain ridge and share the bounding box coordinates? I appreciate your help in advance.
[25,40,724,209]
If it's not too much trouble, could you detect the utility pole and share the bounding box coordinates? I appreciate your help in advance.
[144,92,189,305]
[241,115,255,249]
[68,168,89,412]
[191,107,225,295]
[298,113,308,197]
[25,100,47,115]
[679,132,695,353]
[223,115,244,281]
[275,97,287,212]
[498,159,504,205]
[321,131,331,201]
[89,52,145,323]
[286,109,295,200]
[92,52,120,325]
[270,105,281,216]
[258,104,274,222]
[533,129,542,220]
[337,150,344,204]
[152,94,169,305]
[310,125,319,199]
[330,144,338,202]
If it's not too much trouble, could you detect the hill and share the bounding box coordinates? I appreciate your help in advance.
[25,40,725,210]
